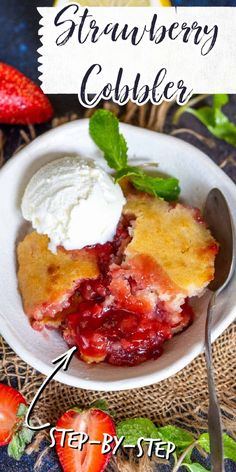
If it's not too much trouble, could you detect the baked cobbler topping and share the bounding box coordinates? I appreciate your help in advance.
[17,193,218,366]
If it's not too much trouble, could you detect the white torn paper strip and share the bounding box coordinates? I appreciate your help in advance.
[38,6,236,107]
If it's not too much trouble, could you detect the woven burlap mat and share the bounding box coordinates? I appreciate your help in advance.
[0,101,236,470]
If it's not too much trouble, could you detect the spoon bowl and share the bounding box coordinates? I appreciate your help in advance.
[204,188,235,293]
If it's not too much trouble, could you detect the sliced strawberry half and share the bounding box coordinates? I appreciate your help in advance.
[0,63,53,124]
[0,384,27,446]
[55,407,116,472]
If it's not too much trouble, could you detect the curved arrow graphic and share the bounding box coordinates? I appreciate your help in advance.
[24,346,77,431]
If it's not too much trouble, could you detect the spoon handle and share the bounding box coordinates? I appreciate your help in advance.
[205,292,224,472]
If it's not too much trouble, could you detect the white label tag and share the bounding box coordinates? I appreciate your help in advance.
[38,5,236,107]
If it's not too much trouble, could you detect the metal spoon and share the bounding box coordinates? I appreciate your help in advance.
[203,188,235,472]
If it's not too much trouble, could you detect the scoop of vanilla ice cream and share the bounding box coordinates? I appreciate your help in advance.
[21,157,126,253]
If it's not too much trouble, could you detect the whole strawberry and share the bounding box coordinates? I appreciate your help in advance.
[0,63,53,125]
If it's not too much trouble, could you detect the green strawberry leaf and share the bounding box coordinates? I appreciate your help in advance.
[8,433,25,461]
[7,424,35,461]
[16,403,28,418]
[19,427,35,445]
[89,400,109,412]
[117,418,160,446]
[69,406,82,414]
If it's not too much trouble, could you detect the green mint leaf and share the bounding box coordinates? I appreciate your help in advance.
[90,109,181,201]
[197,433,210,454]
[173,94,208,125]
[198,433,236,462]
[214,108,229,127]
[119,133,128,167]
[114,165,144,183]
[188,107,236,146]
[183,463,210,472]
[186,94,236,147]
[115,165,180,201]
[213,94,229,109]
[184,449,194,464]
[117,418,160,446]
[211,121,236,146]
[223,434,236,462]
[89,109,128,170]
[16,403,28,418]
[187,107,215,129]
[157,426,195,451]
[131,174,180,201]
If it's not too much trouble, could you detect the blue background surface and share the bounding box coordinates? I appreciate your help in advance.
[0,1,235,471]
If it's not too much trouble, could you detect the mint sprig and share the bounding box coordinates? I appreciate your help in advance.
[116,416,236,471]
[89,109,128,171]
[174,94,236,147]
[89,109,180,201]
[117,418,160,447]
[198,433,236,463]
[158,425,195,453]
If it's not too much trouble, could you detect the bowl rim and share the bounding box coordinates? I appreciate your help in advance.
[0,119,236,391]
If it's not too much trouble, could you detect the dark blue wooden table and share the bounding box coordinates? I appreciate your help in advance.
[0,1,235,471]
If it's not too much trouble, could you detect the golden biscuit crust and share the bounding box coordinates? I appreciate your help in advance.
[123,194,218,297]
[17,232,99,321]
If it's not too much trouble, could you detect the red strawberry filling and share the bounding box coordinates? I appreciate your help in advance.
[65,305,173,366]
[60,216,194,366]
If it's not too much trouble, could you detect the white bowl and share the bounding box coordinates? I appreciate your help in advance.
[0,120,235,391]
